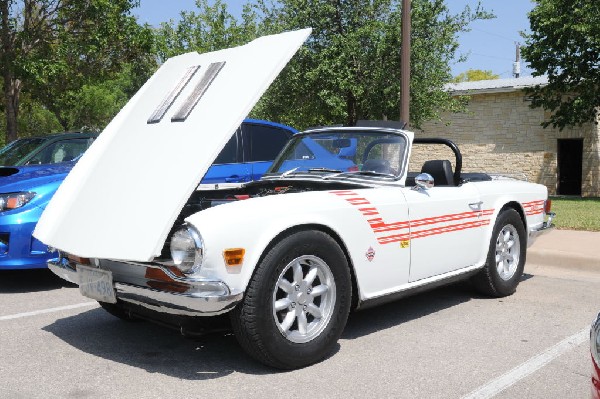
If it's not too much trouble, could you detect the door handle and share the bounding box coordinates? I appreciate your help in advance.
[468,201,483,210]
[225,175,240,182]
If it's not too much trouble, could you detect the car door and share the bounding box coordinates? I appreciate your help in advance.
[242,122,294,180]
[402,184,489,282]
[201,128,251,184]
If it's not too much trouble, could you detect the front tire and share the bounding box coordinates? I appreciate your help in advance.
[472,208,526,297]
[230,230,351,369]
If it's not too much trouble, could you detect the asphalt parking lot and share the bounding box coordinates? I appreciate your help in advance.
[1,261,597,399]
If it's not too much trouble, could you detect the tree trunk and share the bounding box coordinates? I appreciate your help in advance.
[1,0,19,143]
[3,75,20,143]
[346,91,357,126]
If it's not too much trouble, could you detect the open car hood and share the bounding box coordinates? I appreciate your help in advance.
[33,29,311,261]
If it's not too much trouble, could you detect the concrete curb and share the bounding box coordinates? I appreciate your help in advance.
[527,249,600,272]
[527,229,600,272]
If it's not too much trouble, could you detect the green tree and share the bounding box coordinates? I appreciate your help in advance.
[452,69,499,83]
[0,96,64,147]
[16,97,62,137]
[522,0,600,129]
[154,0,259,63]
[0,0,154,143]
[251,0,493,129]
[62,64,145,132]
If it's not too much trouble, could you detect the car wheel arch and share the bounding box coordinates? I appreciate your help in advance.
[472,199,528,268]
[498,201,528,238]
[248,223,360,311]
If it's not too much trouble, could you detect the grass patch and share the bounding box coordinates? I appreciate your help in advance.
[549,197,600,231]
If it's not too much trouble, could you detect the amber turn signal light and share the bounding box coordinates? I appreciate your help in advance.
[223,248,245,266]
[544,199,552,213]
[67,254,90,265]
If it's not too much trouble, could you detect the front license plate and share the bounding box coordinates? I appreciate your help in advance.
[77,264,117,303]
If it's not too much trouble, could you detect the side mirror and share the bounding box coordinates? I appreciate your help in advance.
[414,173,434,190]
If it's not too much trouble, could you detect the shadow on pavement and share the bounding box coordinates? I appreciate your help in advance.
[343,281,474,339]
[343,275,537,340]
[521,272,534,282]
[40,282,487,378]
[42,307,303,379]
[0,269,74,293]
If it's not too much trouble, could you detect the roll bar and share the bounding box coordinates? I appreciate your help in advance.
[413,138,462,186]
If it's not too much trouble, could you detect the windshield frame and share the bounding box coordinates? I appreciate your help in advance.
[266,126,412,185]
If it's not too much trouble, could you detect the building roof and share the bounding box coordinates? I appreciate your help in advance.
[446,76,549,95]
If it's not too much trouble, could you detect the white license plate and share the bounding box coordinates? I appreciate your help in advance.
[77,264,117,303]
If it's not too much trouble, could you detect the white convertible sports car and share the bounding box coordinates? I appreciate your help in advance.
[35,29,554,369]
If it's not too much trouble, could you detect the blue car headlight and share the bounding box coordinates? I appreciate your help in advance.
[0,192,36,212]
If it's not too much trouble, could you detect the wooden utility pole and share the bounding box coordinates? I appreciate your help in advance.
[513,42,521,78]
[400,0,411,127]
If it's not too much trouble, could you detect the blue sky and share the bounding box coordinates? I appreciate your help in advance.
[135,0,535,78]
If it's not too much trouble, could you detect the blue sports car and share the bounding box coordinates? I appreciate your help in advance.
[0,119,295,270]
[0,132,98,269]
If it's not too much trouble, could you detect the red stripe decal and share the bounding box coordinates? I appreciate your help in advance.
[359,207,379,216]
[331,190,359,196]
[329,190,495,245]
[347,197,371,205]
[369,218,411,232]
[377,219,491,244]
[523,199,545,217]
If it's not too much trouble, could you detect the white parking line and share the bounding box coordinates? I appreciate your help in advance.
[0,302,97,321]
[462,327,589,399]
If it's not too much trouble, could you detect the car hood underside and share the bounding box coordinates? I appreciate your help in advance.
[33,29,311,262]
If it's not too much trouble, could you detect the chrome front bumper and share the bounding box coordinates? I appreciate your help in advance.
[528,212,556,247]
[48,257,242,317]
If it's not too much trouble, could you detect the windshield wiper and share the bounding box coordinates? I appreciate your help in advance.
[323,170,396,180]
[279,167,299,178]
[308,167,342,173]
[278,167,343,179]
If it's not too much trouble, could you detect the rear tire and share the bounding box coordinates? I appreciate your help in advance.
[472,208,526,297]
[230,230,351,369]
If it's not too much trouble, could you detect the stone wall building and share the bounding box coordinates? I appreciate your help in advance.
[418,77,600,197]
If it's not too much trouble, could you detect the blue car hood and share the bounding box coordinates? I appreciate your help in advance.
[0,163,73,192]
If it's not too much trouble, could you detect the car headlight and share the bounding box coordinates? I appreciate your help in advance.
[592,313,600,366]
[0,192,36,212]
[170,224,204,274]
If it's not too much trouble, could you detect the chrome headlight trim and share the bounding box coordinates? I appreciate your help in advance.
[170,224,204,275]
[591,313,600,366]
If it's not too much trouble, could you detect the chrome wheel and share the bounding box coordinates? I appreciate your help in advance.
[272,255,336,343]
[231,230,351,368]
[495,224,520,281]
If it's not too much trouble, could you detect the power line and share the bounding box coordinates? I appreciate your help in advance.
[471,52,513,61]
[470,27,520,42]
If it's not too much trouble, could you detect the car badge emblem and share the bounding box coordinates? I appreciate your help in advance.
[366,246,375,262]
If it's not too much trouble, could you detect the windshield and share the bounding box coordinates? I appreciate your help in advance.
[268,129,408,179]
[0,138,47,166]
[0,136,95,166]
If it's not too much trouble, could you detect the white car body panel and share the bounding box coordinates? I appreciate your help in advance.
[33,28,311,261]
[182,180,547,302]
[473,179,548,242]
[402,184,485,281]
[186,188,414,300]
